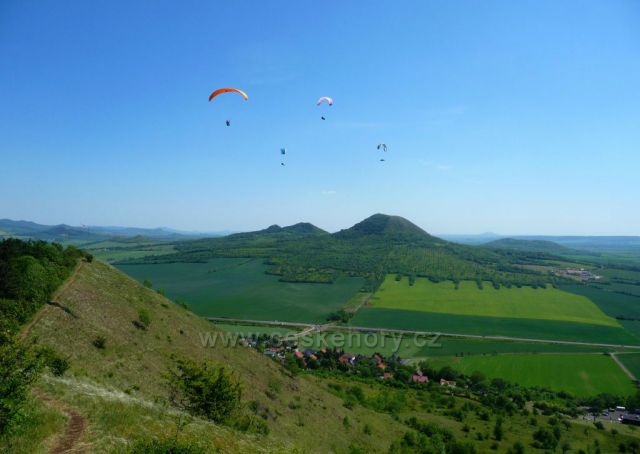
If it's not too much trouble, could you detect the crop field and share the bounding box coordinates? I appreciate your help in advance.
[293,331,628,358]
[428,354,636,397]
[92,244,176,262]
[371,276,619,327]
[117,258,364,323]
[562,285,640,319]
[598,268,640,282]
[352,308,640,344]
[606,282,640,297]
[618,353,640,379]
[212,323,298,338]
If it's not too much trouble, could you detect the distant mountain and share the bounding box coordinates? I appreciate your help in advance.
[0,219,217,242]
[229,222,328,239]
[439,232,505,245]
[333,214,438,242]
[282,222,328,235]
[483,238,576,255]
[0,219,51,236]
[133,213,553,290]
[515,235,640,253]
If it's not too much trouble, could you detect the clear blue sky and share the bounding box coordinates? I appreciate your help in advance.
[1,1,639,234]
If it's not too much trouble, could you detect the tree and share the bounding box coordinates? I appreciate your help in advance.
[6,256,50,303]
[0,338,44,434]
[493,416,504,441]
[168,359,242,423]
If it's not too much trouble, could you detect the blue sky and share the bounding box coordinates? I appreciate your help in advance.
[1,1,639,234]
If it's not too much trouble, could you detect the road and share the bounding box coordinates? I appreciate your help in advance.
[611,353,637,380]
[206,316,640,350]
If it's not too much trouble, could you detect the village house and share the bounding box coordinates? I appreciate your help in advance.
[440,378,456,387]
[338,353,356,366]
[412,374,429,384]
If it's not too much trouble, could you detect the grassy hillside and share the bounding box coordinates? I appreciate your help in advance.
[6,259,640,453]
[19,261,406,452]
[372,276,619,327]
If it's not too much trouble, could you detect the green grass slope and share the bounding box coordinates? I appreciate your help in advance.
[23,261,405,453]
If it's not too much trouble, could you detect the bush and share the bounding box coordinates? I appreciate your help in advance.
[134,309,151,330]
[0,339,44,434]
[37,346,69,377]
[127,438,206,453]
[92,336,106,349]
[230,414,269,435]
[168,359,241,423]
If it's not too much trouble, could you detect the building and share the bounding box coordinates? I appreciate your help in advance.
[622,415,640,426]
[412,374,429,384]
[338,353,356,366]
[440,379,456,387]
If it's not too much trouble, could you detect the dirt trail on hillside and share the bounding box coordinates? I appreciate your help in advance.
[18,262,84,341]
[32,388,87,453]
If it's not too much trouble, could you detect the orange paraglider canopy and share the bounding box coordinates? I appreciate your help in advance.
[208,88,248,102]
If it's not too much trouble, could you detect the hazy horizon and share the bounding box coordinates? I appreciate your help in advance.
[3,214,639,238]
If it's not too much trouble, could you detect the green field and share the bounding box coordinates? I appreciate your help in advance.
[562,284,640,319]
[352,307,640,344]
[372,276,618,327]
[429,354,636,397]
[618,353,640,379]
[213,323,298,338]
[294,331,629,358]
[117,258,364,323]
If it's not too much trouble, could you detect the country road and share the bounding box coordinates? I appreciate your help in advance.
[611,353,637,380]
[206,316,640,350]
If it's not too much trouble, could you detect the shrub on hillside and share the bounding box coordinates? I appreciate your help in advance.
[133,309,151,330]
[92,336,106,349]
[0,339,44,434]
[37,346,69,377]
[168,358,242,423]
[127,437,206,453]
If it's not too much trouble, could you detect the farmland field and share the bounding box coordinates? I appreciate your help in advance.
[295,331,628,358]
[428,354,636,397]
[213,323,298,338]
[92,244,176,262]
[562,284,640,319]
[371,276,618,327]
[118,258,364,323]
[618,353,640,379]
[352,308,640,344]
